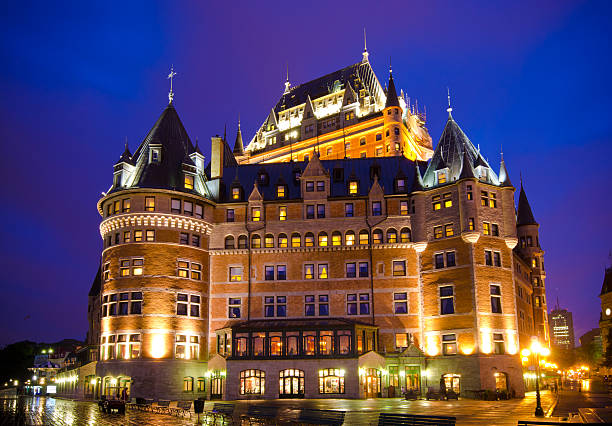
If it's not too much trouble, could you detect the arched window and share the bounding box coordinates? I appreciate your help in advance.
[224,236,235,249]
[240,369,265,395]
[304,232,315,247]
[238,235,248,249]
[318,232,328,247]
[278,233,288,248]
[372,229,383,244]
[264,234,274,248]
[291,233,301,248]
[331,231,342,246]
[279,369,304,396]
[318,369,345,394]
[359,230,369,245]
[183,376,194,392]
[251,234,261,249]
[197,377,205,392]
[387,228,398,243]
[400,228,412,243]
[345,231,355,246]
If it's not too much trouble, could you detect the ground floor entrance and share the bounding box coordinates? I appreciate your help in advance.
[362,368,381,398]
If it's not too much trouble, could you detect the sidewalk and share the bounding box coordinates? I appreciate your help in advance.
[552,389,612,422]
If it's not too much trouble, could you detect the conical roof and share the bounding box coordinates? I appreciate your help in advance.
[385,72,400,108]
[600,267,612,295]
[516,183,538,226]
[117,142,133,165]
[499,157,513,187]
[233,122,245,156]
[459,146,476,180]
[128,102,196,191]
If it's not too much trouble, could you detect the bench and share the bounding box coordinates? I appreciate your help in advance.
[175,400,192,418]
[294,408,345,426]
[240,405,279,425]
[404,389,420,400]
[151,399,171,414]
[204,403,235,424]
[378,413,456,426]
[446,390,459,400]
[425,389,443,400]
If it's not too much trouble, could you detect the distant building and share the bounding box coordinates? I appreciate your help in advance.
[549,304,575,350]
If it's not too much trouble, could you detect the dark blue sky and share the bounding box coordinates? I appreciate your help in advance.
[0,0,610,346]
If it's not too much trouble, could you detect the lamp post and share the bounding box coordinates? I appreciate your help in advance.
[522,340,550,417]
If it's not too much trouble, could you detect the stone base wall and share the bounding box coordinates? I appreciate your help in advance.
[97,359,207,400]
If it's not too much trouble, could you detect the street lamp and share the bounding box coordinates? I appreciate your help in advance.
[522,340,550,417]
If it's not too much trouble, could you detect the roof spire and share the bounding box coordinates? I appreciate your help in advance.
[233,114,245,156]
[362,27,369,63]
[167,65,177,103]
[284,62,291,94]
[384,63,400,109]
[446,87,453,116]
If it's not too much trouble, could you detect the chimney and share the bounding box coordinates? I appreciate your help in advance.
[210,136,224,179]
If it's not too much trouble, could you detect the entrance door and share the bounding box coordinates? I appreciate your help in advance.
[279,369,304,398]
[363,368,381,398]
[442,374,460,393]
[405,366,421,393]
[211,376,224,400]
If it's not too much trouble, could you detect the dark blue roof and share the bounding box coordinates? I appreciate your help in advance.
[217,156,425,203]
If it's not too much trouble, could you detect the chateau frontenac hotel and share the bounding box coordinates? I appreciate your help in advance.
[81,49,550,401]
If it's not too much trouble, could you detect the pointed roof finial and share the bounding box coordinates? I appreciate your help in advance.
[362,27,369,62]
[284,62,291,94]
[446,87,453,116]
[167,65,177,103]
[389,56,392,74]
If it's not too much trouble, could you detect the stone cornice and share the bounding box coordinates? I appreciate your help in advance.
[100,213,213,237]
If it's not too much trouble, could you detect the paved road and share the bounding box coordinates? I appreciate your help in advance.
[0,392,557,425]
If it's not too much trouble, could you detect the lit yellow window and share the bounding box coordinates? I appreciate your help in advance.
[489,193,497,208]
[468,218,475,231]
[178,261,189,278]
[277,186,285,198]
[319,234,328,247]
[432,195,441,211]
[532,258,536,268]
[332,233,342,246]
[434,226,443,239]
[132,259,143,276]
[305,264,314,279]
[291,234,301,247]
[443,193,452,208]
[483,222,491,235]
[349,181,358,195]
[359,232,369,245]
[230,267,243,282]
[120,260,130,277]
[145,197,155,212]
[252,207,261,222]
[318,264,328,279]
[114,200,121,214]
[438,172,447,184]
[134,230,143,242]
[279,206,287,221]
[278,235,288,248]
[191,263,201,280]
[445,225,454,237]
[395,333,408,348]
[304,234,315,247]
[264,235,274,248]
[184,175,194,190]
[400,201,408,216]
[345,232,355,246]
[232,188,240,200]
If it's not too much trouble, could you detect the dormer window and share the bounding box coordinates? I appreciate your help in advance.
[293,168,301,183]
[258,171,269,186]
[184,175,194,190]
[437,170,447,185]
[306,181,314,192]
[277,185,286,198]
[316,181,325,192]
[150,147,161,163]
[478,167,488,180]
[251,207,261,222]
[395,178,405,192]
[232,187,241,200]
[333,168,344,182]
[349,181,358,195]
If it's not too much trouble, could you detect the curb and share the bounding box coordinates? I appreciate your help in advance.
[544,390,559,418]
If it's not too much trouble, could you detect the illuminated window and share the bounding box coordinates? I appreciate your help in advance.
[432,195,441,210]
[145,197,155,212]
[467,185,473,200]
[304,233,315,247]
[251,207,261,222]
[372,229,383,244]
[305,264,314,279]
[481,191,489,206]
[178,260,201,280]
[443,193,452,208]
[240,370,265,395]
[122,199,130,213]
[434,226,443,239]
[264,234,274,248]
[279,206,287,221]
[291,233,301,247]
[197,378,205,393]
[103,262,110,281]
[394,293,408,314]
[229,266,243,282]
[318,264,328,279]
[120,260,130,277]
[184,175,194,190]
[387,229,398,243]
[493,333,505,354]
[400,228,411,243]
[437,171,447,184]
[445,224,454,237]
[393,261,406,276]
[442,334,457,355]
[277,185,285,198]
[114,200,120,214]
[278,233,288,248]
[228,298,241,318]
[395,333,409,349]
[232,187,240,200]
[331,231,342,246]
[345,231,355,246]
[400,201,408,215]
[489,192,497,208]
[251,234,261,248]
[318,232,328,247]
[349,181,358,195]
[359,230,369,245]
[176,335,199,360]
[440,286,454,315]
[145,230,155,242]
[468,218,475,231]
[483,222,491,235]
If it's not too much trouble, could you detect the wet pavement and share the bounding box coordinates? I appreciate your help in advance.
[0,391,558,425]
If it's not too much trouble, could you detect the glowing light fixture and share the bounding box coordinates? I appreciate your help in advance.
[151,334,166,358]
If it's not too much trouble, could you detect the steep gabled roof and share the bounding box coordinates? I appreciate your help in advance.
[89,266,101,297]
[233,122,245,156]
[117,142,133,165]
[384,72,400,108]
[600,267,612,295]
[422,113,497,187]
[516,183,538,226]
[126,102,197,192]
